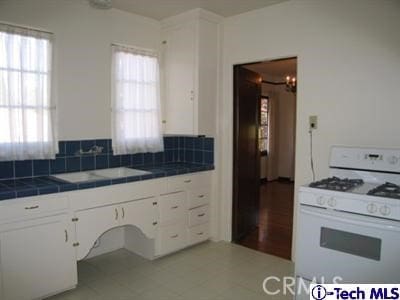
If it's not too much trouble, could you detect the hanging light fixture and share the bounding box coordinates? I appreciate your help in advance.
[89,0,112,9]
[285,75,296,93]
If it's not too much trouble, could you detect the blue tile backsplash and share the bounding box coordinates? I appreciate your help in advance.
[0,136,214,180]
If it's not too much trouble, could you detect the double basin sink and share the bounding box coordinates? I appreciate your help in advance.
[52,167,151,184]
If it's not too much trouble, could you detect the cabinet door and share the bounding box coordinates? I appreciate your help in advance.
[163,22,196,134]
[0,216,77,300]
[75,205,119,260]
[120,197,158,239]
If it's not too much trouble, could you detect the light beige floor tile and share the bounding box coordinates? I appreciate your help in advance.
[84,277,139,300]
[47,242,295,300]
[45,285,99,300]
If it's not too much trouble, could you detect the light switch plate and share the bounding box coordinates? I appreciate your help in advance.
[309,115,318,130]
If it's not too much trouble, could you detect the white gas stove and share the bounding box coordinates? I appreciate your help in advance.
[295,146,400,298]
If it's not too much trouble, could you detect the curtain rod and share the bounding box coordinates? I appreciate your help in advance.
[0,22,53,35]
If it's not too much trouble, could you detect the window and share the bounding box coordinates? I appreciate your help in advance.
[259,96,269,154]
[0,24,57,161]
[111,45,164,154]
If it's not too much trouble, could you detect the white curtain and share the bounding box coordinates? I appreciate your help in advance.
[0,24,57,161]
[111,44,164,155]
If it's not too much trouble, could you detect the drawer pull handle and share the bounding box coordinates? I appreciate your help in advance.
[198,213,206,217]
[25,205,39,210]
[171,234,179,239]
[152,221,158,225]
[153,202,158,205]
[198,195,205,198]
[115,208,119,220]
[171,206,179,209]
[197,232,204,236]
[65,230,68,242]
[184,180,191,183]
[122,207,125,218]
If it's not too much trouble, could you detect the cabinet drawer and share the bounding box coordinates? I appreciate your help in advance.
[158,192,186,224]
[167,172,210,192]
[0,194,69,222]
[188,205,209,227]
[188,187,210,209]
[156,222,187,256]
[188,223,209,245]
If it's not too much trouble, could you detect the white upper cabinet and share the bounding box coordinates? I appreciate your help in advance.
[161,9,221,136]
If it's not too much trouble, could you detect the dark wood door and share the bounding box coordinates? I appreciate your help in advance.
[232,66,261,242]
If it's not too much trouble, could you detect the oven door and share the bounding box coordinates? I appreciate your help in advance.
[295,205,400,283]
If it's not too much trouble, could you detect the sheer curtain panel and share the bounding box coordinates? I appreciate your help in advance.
[0,24,57,161]
[111,45,164,155]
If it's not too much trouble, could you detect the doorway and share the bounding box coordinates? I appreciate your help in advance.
[232,57,297,260]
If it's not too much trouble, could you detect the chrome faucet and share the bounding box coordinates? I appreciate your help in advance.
[75,145,104,156]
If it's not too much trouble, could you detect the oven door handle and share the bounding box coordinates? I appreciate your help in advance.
[300,207,400,232]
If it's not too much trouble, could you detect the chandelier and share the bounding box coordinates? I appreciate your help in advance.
[285,76,296,93]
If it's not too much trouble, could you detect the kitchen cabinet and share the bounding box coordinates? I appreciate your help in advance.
[0,171,213,299]
[75,196,158,260]
[161,9,221,136]
[0,214,77,300]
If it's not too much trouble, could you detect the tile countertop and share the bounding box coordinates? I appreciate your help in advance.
[0,163,214,201]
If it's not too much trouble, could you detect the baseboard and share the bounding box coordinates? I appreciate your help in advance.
[278,177,294,182]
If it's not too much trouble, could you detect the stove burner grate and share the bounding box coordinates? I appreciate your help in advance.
[309,176,364,192]
[367,182,400,200]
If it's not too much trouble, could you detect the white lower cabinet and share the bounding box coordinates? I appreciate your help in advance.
[75,204,120,260]
[75,197,158,260]
[188,223,209,245]
[156,221,187,256]
[0,214,77,300]
[0,171,212,299]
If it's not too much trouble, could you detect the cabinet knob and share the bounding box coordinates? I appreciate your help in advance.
[198,213,205,217]
[121,207,125,218]
[115,208,119,220]
[162,120,166,124]
[171,206,179,209]
[170,234,179,239]
[152,221,158,225]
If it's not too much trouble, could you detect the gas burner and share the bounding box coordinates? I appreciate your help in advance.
[367,182,400,200]
[309,177,364,192]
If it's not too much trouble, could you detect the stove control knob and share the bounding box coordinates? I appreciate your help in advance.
[328,197,337,207]
[367,203,377,214]
[380,205,391,216]
[316,196,326,206]
[387,156,399,165]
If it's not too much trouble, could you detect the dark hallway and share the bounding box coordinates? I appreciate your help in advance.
[238,180,294,260]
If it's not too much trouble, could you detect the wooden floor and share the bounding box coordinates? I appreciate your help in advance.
[238,180,294,260]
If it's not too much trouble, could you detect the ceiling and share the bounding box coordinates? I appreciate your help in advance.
[106,0,287,20]
[244,58,297,81]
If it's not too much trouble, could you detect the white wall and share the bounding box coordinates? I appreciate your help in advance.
[0,0,160,140]
[217,0,400,259]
